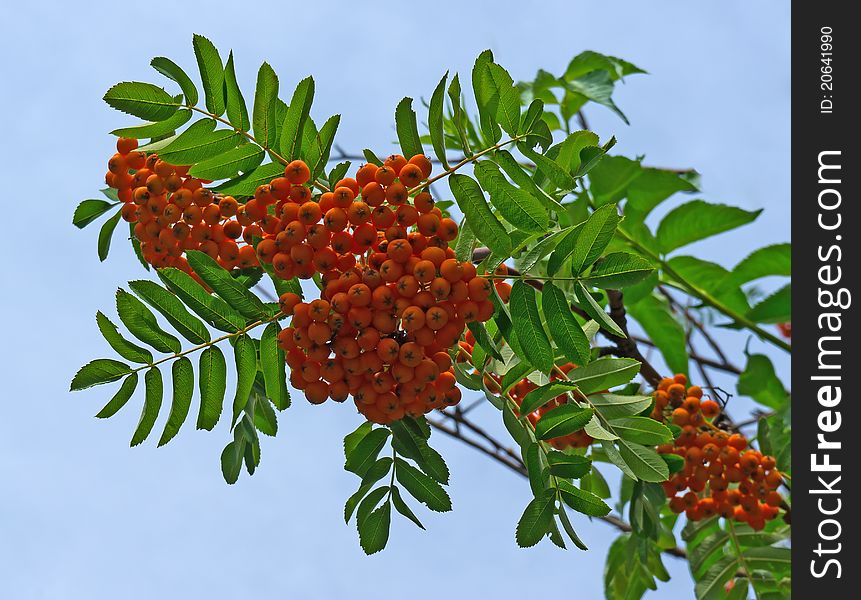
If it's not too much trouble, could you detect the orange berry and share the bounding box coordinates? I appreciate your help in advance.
[285,160,311,184]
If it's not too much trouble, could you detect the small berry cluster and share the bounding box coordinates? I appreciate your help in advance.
[654,375,784,531]
[106,138,273,282]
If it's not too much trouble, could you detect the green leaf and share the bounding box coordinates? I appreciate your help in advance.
[448,174,511,256]
[467,321,504,362]
[616,440,669,482]
[626,167,698,218]
[557,504,589,550]
[346,428,391,477]
[197,346,226,430]
[344,422,373,460]
[391,486,425,530]
[609,417,673,445]
[395,458,451,512]
[694,556,739,600]
[97,209,121,262]
[70,358,132,391]
[575,282,626,338]
[501,359,535,395]
[131,367,163,446]
[157,267,246,332]
[562,70,628,124]
[569,357,642,394]
[247,390,276,436]
[569,204,620,274]
[252,62,279,150]
[546,222,585,275]
[231,335,257,424]
[541,282,591,367]
[95,372,138,418]
[103,81,179,121]
[515,491,555,548]
[447,73,472,154]
[519,144,576,190]
[220,440,243,484]
[157,357,194,446]
[725,243,791,287]
[128,280,210,345]
[150,56,198,106]
[584,252,655,289]
[212,161,284,196]
[74,199,116,229]
[627,295,688,375]
[472,50,501,143]
[223,51,250,132]
[192,34,225,116]
[95,311,153,364]
[548,452,591,479]
[517,230,569,273]
[525,443,549,495]
[306,114,340,181]
[454,219,476,262]
[535,404,594,440]
[589,393,652,419]
[558,480,611,516]
[344,459,393,523]
[482,62,521,136]
[588,156,642,206]
[390,420,450,484]
[493,149,562,213]
[428,72,449,169]
[510,281,554,372]
[519,381,580,416]
[473,161,549,232]
[747,284,791,324]
[158,119,241,166]
[189,143,264,181]
[394,97,423,159]
[185,250,268,320]
[110,109,193,140]
[656,200,762,254]
[280,76,314,161]
[260,322,290,410]
[666,255,750,315]
[358,501,391,555]
[116,288,181,353]
[737,354,788,410]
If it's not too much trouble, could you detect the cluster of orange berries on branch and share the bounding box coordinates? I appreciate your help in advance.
[653,374,784,531]
[105,138,271,280]
[269,154,500,423]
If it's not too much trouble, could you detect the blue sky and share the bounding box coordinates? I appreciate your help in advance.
[0,1,789,598]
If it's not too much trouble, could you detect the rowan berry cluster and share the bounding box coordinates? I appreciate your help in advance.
[105,138,263,283]
[271,154,500,423]
[654,374,784,531]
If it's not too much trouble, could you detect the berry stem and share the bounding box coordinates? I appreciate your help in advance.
[130,312,284,374]
[406,134,529,195]
[727,520,762,600]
